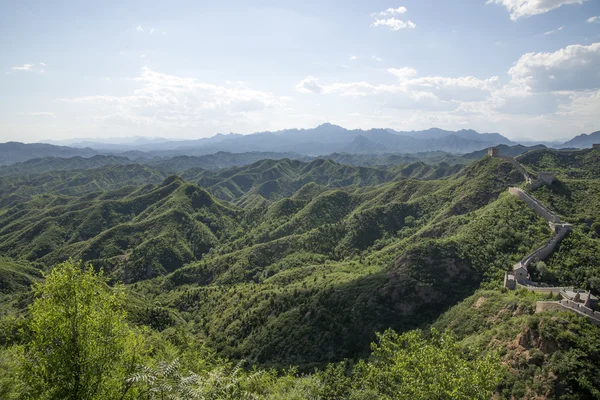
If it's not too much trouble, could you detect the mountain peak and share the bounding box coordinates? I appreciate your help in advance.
[315,123,344,130]
[562,130,600,148]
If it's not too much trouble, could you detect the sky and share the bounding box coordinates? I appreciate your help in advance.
[1,0,600,143]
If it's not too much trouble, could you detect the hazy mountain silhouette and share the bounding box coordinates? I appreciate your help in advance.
[37,124,515,156]
[561,131,600,149]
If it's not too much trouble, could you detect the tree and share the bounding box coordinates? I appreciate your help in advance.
[353,329,505,400]
[20,260,146,400]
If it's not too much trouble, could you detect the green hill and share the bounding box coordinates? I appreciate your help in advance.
[183,157,462,206]
[433,289,600,399]
[0,176,240,282]
[0,164,167,209]
[0,148,599,398]
[0,155,133,176]
[0,257,41,295]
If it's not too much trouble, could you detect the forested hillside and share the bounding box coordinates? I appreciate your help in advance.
[0,148,599,398]
[517,148,600,294]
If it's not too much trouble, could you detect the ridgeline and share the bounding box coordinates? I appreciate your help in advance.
[0,147,599,398]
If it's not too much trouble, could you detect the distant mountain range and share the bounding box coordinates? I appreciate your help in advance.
[561,131,600,149]
[0,124,597,166]
[0,142,97,165]
[39,124,517,156]
[0,144,548,177]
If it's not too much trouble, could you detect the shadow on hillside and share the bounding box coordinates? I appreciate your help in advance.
[239,252,480,371]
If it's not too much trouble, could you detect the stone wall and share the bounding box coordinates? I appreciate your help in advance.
[504,271,516,290]
[536,301,600,325]
[495,155,532,184]
[508,187,561,223]
[490,150,555,189]
[520,226,571,270]
[517,284,570,295]
[507,185,572,289]
[530,172,555,190]
[497,153,600,324]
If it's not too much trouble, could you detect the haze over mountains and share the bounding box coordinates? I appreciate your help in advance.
[1,124,599,166]
[41,124,515,155]
[0,142,97,165]
[2,125,600,400]
[562,131,600,149]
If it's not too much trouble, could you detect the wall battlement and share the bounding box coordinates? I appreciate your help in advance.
[507,186,572,287]
[488,148,553,189]
[494,154,532,184]
[536,301,600,325]
[508,187,561,223]
[487,148,598,324]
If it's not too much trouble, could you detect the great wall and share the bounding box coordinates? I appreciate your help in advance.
[486,148,600,325]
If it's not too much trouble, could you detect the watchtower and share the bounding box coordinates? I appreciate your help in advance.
[503,271,516,290]
[537,172,555,186]
[488,147,499,157]
[593,144,600,149]
[513,263,528,284]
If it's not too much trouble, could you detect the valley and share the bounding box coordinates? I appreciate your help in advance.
[4,1,600,397]
[1,145,599,398]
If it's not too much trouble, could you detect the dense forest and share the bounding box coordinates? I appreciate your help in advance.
[1,147,599,399]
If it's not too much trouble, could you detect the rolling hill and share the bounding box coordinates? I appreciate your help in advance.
[1,147,599,398]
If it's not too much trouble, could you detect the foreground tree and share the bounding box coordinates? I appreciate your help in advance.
[352,329,505,400]
[20,261,145,400]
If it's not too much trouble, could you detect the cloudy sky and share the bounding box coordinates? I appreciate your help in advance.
[1,0,600,142]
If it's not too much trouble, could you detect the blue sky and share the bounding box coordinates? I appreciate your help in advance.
[1,0,600,142]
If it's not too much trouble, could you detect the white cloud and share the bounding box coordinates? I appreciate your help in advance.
[373,6,408,17]
[150,28,155,34]
[295,68,499,110]
[487,0,586,20]
[296,40,600,139]
[587,16,599,23]
[508,42,600,92]
[557,89,600,118]
[372,18,416,31]
[349,55,358,61]
[26,112,56,117]
[11,64,33,71]
[299,41,600,138]
[372,56,383,62]
[371,6,415,31]
[39,62,47,66]
[406,75,500,102]
[544,26,563,35]
[387,67,418,80]
[489,42,600,116]
[491,89,570,115]
[136,25,143,32]
[65,68,289,131]
[296,76,324,94]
